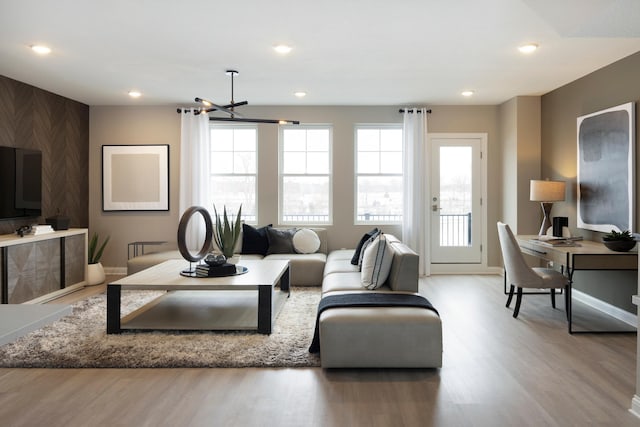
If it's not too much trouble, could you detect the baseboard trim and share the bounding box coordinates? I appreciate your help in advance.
[629,396,640,419]
[429,264,501,275]
[573,289,637,327]
[105,267,127,276]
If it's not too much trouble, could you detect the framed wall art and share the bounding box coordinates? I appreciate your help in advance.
[577,102,635,233]
[102,144,170,211]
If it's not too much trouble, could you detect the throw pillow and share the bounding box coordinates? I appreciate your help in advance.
[266,228,297,255]
[360,234,394,290]
[351,228,380,265]
[358,231,380,270]
[292,228,321,254]
[241,223,272,256]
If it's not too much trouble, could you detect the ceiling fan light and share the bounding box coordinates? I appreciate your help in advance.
[294,91,307,98]
[461,90,474,97]
[128,90,141,98]
[31,44,51,55]
[518,43,538,54]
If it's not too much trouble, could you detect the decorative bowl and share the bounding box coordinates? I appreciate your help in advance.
[204,253,227,266]
[602,239,636,252]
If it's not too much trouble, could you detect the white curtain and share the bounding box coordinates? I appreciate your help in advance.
[402,108,429,276]
[179,110,211,248]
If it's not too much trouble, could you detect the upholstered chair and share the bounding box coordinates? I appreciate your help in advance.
[497,222,570,319]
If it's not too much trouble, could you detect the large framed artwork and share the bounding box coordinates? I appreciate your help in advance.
[102,144,170,211]
[577,102,635,233]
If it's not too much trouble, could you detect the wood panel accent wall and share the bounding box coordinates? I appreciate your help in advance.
[0,75,89,235]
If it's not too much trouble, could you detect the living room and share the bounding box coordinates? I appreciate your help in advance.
[2,1,640,425]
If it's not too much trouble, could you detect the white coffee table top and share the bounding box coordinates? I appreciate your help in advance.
[110,259,290,291]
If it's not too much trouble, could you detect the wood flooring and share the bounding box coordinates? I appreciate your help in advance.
[0,274,637,426]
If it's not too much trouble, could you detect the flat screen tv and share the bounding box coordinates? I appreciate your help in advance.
[0,146,42,220]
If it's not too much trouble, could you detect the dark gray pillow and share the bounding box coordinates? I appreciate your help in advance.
[266,228,297,255]
[351,228,380,265]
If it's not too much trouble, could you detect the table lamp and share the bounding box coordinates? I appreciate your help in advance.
[530,179,566,235]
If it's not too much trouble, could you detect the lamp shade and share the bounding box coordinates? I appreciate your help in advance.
[530,180,566,202]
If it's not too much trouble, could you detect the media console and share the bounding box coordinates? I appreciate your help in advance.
[0,228,88,303]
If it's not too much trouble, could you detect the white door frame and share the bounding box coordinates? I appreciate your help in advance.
[428,133,488,274]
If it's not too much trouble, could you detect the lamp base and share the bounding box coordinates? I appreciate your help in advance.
[539,202,553,235]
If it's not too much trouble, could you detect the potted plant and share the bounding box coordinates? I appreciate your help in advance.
[212,204,242,262]
[602,229,636,252]
[87,232,110,285]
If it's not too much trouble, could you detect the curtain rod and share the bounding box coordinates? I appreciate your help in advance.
[399,108,432,114]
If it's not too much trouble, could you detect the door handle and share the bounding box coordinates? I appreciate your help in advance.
[432,204,440,212]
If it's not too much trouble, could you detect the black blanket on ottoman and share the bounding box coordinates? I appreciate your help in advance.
[308,293,439,353]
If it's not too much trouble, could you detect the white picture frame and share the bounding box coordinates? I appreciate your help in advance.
[102,144,169,211]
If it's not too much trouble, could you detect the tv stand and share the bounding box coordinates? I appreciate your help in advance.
[0,229,87,303]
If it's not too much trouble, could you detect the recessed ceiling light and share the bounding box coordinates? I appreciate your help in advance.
[461,90,474,97]
[518,43,538,54]
[31,45,51,55]
[294,91,307,98]
[128,90,142,98]
[273,44,292,54]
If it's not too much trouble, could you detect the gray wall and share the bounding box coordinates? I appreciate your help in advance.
[541,51,640,313]
[90,105,501,269]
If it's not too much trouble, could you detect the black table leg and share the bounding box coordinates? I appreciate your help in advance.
[106,284,122,334]
[257,284,273,334]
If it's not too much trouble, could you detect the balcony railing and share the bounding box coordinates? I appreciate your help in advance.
[440,212,471,247]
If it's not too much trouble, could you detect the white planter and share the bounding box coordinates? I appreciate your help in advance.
[87,262,106,286]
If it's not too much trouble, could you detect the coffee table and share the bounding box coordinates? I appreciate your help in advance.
[106,259,290,335]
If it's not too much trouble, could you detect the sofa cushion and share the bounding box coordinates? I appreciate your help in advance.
[360,234,393,290]
[322,272,371,294]
[266,227,297,255]
[264,253,327,286]
[351,228,380,265]
[241,223,272,256]
[292,228,321,254]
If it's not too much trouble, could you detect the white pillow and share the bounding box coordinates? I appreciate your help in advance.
[360,234,393,290]
[292,228,321,254]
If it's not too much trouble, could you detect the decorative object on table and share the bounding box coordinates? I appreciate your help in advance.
[577,102,635,233]
[205,253,226,266]
[602,229,637,252]
[45,212,70,230]
[177,206,214,274]
[212,204,242,259]
[552,217,568,237]
[530,179,566,235]
[87,232,110,286]
[102,144,169,211]
[189,263,247,278]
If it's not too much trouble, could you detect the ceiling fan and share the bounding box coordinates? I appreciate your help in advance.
[194,70,299,125]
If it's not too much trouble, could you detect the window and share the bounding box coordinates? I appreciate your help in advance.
[355,125,403,223]
[209,125,257,222]
[279,125,332,224]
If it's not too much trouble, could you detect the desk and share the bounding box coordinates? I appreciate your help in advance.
[516,235,638,334]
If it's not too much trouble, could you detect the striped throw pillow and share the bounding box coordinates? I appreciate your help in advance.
[360,234,393,290]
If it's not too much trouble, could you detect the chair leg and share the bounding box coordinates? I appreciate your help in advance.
[513,287,523,318]
[550,288,556,309]
[506,284,515,308]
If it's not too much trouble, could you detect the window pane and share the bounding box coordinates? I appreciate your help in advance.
[282,176,330,222]
[211,129,233,151]
[283,152,306,174]
[283,129,306,151]
[210,176,256,222]
[307,152,329,174]
[307,129,329,151]
[214,152,233,173]
[233,152,256,174]
[380,152,402,174]
[358,152,380,174]
[380,129,402,151]
[357,129,380,151]
[356,176,403,222]
[234,129,256,151]
[440,146,472,214]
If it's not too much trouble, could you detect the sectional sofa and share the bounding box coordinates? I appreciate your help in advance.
[126,227,443,368]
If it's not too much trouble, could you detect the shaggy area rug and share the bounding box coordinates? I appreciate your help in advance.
[0,287,321,368]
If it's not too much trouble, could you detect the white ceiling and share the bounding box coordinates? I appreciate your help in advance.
[2,0,640,107]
